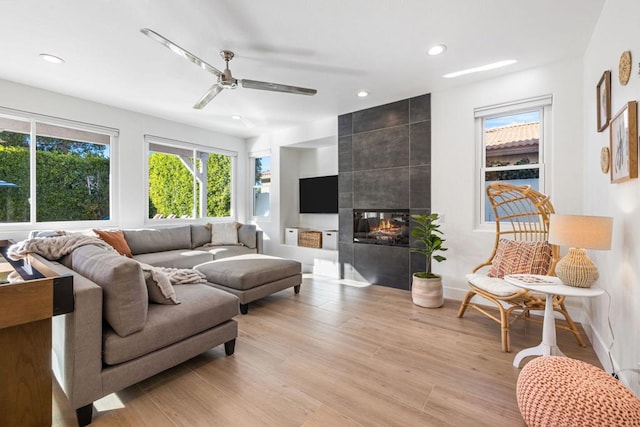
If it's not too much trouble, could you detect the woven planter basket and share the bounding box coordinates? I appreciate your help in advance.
[411,274,443,308]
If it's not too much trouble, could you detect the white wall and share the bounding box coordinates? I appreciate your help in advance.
[0,79,246,240]
[583,0,640,394]
[247,118,339,275]
[431,58,585,303]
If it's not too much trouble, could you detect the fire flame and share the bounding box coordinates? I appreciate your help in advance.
[371,219,400,233]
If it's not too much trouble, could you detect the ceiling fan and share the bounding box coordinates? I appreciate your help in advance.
[140,28,317,109]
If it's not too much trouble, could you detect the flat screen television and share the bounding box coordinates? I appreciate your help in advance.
[299,175,338,214]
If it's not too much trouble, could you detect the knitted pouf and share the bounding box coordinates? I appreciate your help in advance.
[517,356,640,426]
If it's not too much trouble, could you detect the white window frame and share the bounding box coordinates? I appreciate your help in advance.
[474,95,552,228]
[249,150,271,220]
[0,106,119,230]
[144,135,237,223]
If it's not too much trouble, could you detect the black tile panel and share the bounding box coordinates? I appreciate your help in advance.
[339,208,354,243]
[353,244,411,290]
[353,168,410,210]
[409,121,431,166]
[338,114,353,137]
[338,172,353,194]
[339,192,353,209]
[352,100,409,134]
[338,136,353,173]
[410,93,431,123]
[338,242,355,280]
[352,125,410,171]
[410,166,431,209]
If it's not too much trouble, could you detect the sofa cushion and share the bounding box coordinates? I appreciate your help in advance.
[71,244,148,336]
[190,224,212,249]
[195,245,256,260]
[102,284,239,365]
[238,224,257,249]
[195,254,302,290]
[133,249,213,269]
[93,229,133,257]
[123,226,192,255]
[207,222,239,246]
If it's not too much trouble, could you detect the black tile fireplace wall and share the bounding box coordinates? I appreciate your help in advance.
[338,94,431,290]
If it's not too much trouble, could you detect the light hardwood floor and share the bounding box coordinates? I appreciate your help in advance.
[53,275,601,426]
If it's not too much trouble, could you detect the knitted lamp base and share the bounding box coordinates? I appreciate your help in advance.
[556,248,599,288]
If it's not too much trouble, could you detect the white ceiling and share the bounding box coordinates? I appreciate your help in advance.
[0,0,604,139]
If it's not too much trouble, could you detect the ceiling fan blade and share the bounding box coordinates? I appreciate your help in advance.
[140,28,222,78]
[193,84,223,109]
[240,79,317,96]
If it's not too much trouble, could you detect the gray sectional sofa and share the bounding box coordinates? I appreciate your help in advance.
[26,223,301,426]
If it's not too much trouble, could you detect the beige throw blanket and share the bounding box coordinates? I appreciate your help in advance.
[7,234,206,286]
[7,234,114,260]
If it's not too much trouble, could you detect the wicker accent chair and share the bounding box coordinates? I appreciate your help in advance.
[457,182,585,352]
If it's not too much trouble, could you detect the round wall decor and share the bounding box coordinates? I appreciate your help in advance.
[619,51,632,85]
[600,146,610,173]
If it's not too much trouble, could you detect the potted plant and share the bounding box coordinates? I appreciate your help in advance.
[410,213,447,308]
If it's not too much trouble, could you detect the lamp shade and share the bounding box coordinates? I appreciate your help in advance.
[548,214,613,250]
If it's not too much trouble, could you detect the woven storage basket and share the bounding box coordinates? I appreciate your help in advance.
[299,231,322,248]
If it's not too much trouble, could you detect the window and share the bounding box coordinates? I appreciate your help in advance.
[146,136,235,220]
[475,95,551,223]
[0,109,116,225]
[251,155,271,217]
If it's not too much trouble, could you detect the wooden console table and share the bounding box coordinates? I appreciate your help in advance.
[0,240,73,426]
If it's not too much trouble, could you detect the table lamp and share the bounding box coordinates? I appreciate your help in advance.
[548,214,613,288]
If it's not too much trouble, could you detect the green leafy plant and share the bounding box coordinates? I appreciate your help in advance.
[410,213,448,279]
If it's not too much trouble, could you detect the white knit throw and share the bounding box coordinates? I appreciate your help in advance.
[7,234,206,286]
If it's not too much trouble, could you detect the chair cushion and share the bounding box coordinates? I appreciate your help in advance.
[466,273,523,297]
[487,239,552,278]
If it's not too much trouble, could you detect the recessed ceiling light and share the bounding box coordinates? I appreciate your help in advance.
[39,53,65,64]
[443,60,517,78]
[357,91,369,97]
[428,44,447,56]
[231,115,241,120]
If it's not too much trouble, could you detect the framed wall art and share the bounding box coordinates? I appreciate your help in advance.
[597,70,611,132]
[610,101,638,183]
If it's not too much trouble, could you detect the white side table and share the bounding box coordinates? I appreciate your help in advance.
[504,274,604,368]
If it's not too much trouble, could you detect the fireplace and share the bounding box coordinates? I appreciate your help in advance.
[353,210,410,247]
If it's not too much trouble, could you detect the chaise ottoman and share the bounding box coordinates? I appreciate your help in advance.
[194,254,302,314]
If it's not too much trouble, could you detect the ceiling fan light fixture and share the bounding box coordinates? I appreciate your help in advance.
[39,53,65,64]
[141,28,317,109]
[357,91,369,97]
[428,44,447,56]
[443,59,517,78]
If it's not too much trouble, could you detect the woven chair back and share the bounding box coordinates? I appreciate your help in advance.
[485,182,559,274]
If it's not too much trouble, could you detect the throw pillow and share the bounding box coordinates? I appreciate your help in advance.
[143,269,180,305]
[207,222,240,246]
[93,229,133,257]
[487,239,552,278]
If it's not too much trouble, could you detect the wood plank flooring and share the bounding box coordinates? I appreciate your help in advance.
[53,275,601,426]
